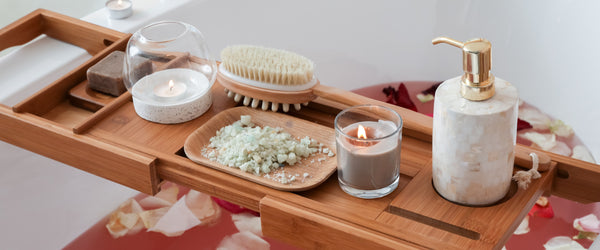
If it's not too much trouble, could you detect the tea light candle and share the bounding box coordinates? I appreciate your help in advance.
[131,68,213,124]
[335,105,402,199]
[106,0,133,19]
[154,80,187,99]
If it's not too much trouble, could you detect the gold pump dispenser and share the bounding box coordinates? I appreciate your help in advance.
[432,37,494,101]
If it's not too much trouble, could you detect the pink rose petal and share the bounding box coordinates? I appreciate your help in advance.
[575,214,600,233]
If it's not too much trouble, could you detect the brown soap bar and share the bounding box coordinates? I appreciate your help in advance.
[87,51,152,96]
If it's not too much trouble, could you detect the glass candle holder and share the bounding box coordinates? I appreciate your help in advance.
[335,104,403,199]
[124,21,217,124]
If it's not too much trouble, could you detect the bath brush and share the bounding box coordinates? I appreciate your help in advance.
[217,45,321,112]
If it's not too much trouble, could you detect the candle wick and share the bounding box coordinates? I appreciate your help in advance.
[169,85,173,92]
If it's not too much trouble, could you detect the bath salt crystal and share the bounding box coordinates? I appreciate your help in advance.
[203,115,328,176]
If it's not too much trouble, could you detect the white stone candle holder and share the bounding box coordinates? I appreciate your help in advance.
[131,68,212,124]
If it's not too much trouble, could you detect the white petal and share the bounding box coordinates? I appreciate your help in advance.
[232,212,263,236]
[574,214,600,233]
[549,120,574,138]
[513,216,530,235]
[149,195,201,237]
[520,132,557,151]
[548,141,572,157]
[543,236,586,250]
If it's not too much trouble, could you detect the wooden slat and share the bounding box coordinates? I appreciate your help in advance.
[0,9,44,51]
[260,195,424,250]
[73,92,131,134]
[0,105,159,194]
[40,9,124,55]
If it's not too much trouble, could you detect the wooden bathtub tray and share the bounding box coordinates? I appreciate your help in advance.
[1,9,599,250]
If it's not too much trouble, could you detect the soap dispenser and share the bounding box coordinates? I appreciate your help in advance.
[431,37,519,206]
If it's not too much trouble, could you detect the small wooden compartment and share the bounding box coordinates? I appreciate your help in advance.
[2,9,131,129]
[1,9,599,250]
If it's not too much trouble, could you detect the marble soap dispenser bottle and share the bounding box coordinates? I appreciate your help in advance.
[431,37,519,206]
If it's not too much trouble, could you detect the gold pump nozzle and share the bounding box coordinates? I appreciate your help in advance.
[432,37,495,101]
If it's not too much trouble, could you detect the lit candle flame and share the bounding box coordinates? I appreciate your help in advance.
[357,124,368,139]
[168,80,174,92]
[117,0,123,5]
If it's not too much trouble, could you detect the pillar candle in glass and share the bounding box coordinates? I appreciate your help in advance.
[335,104,403,199]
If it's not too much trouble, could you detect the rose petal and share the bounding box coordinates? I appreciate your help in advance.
[574,214,600,233]
[536,196,549,207]
[528,202,554,218]
[186,190,221,225]
[518,108,551,130]
[549,120,574,138]
[395,83,417,112]
[149,195,201,237]
[573,231,598,241]
[138,207,170,229]
[416,93,434,103]
[139,183,179,209]
[543,236,586,250]
[513,216,530,235]
[420,81,442,96]
[382,83,417,112]
[106,199,144,238]
[217,231,270,250]
[232,213,263,237]
[517,119,533,131]
[548,141,572,157]
[520,132,557,151]
[572,145,596,164]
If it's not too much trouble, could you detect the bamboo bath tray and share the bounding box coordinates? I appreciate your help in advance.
[1,9,600,249]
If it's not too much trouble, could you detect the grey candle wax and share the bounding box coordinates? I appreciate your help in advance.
[336,121,400,190]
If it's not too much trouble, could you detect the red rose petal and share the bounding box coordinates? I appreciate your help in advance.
[517,118,533,131]
[395,83,418,112]
[528,202,554,218]
[421,81,443,96]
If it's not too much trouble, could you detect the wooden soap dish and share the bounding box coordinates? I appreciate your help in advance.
[184,106,337,191]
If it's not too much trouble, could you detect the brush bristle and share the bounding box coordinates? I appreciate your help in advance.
[221,45,314,86]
